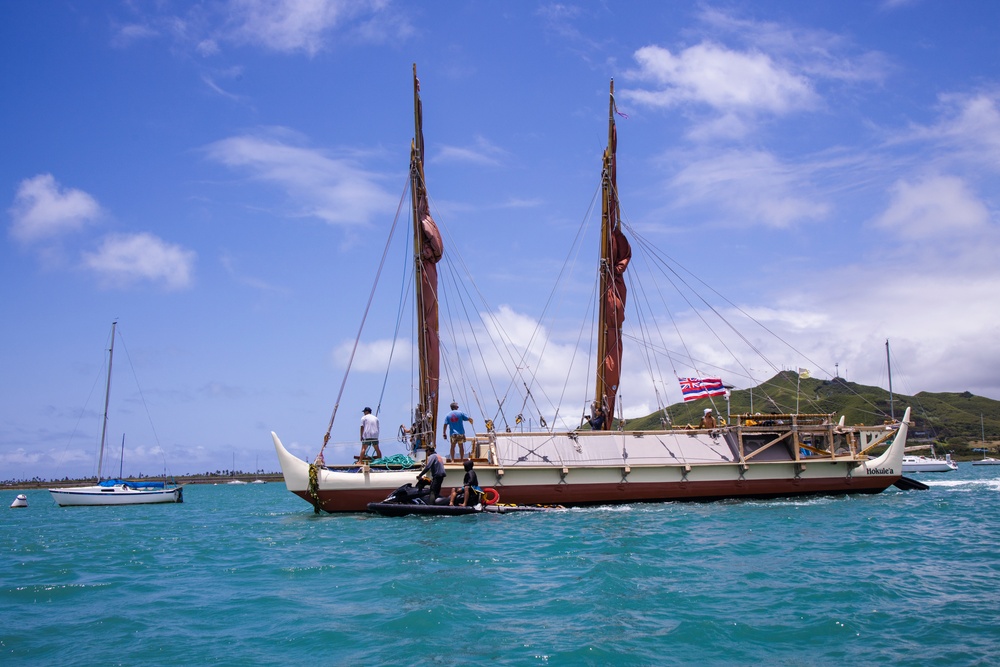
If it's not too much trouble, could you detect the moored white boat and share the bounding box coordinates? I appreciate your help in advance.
[50,482,182,506]
[48,322,183,507]
[901,453,957,473]
[273,68,910,513]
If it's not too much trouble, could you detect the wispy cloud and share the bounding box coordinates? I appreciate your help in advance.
[205,130,397,226]
[669,150,830,228]
[8,174,102,244]
[433,136,508,166]
[111,0,413,57]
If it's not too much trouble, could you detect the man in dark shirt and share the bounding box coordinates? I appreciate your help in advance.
[449,459,480,507]
[417,445,447,500]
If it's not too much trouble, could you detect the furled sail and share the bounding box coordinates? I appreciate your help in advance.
[594,80,631,429]
[411,65,443,437]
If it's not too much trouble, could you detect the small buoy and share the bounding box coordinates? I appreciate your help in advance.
[10,494,28,508]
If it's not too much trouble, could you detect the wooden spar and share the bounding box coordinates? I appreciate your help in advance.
[594,80,613,425]
[593,79,628,429]
[96,320,117,482]
[410,64,439,437]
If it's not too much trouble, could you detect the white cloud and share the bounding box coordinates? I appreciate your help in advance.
[8,174,101,243]
[205,132,396,226]
[626,42,817,115]
[670,150,830,228]
[81,232,196,290]
[333,338,412,372]
[697,7,890,84]
[874,175,991,238]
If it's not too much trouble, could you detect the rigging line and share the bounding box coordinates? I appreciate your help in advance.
[557,274,600,430]
[619,224,684,396]
[619,333,755,382]
[441,181,603,424]
[622,263,667,412]
[376,230,417,416]
[115,325,172,475]
[324,178,410,444]
[494,182,604,428]
[627,226,780,388]
[613,220,696,387]
[421,194,521,418]
[623,221,830,381]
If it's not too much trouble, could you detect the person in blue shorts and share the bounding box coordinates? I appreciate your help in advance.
[442,401,474,461]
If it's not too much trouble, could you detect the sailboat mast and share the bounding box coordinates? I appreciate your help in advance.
[886,339,894,421]
[410,64,442,438]
[594,83,613,415]
[593,80,630,429]
[96,321,117,482]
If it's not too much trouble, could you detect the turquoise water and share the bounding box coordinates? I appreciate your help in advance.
[3,468,999,666]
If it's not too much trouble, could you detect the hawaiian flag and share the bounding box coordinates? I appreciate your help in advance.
[678,377,726,402]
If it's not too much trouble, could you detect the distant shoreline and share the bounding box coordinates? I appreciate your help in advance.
[1,473,286,491]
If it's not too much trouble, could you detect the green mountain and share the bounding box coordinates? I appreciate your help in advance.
[624,371,1000,455]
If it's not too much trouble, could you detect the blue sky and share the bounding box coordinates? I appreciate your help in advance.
[3,1,999,480]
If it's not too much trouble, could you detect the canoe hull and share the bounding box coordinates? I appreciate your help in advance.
[274,412,908,513]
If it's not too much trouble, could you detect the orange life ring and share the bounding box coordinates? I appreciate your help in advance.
[482,487,499,505]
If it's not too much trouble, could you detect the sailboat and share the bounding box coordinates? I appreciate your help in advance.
[901,447,958,473]
[48,321,184,507]
[972,414,1000,466]
[887,340,956,473]
[272,68,909,513]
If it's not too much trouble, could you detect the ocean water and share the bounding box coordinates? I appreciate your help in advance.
[3,467,999,666]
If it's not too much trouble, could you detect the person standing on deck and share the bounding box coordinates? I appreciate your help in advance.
[359,407,382,460]
[442,402,474,461]
[699,408,716,429]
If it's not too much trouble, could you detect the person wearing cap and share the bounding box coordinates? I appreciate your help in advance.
[359,407,382,460]
[442,401,474,461]
[417,444,447,500]
[699,408,716,429]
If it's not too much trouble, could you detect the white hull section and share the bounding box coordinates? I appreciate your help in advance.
[273,409,909,513]
[48,484,183,506]
[972,458,1000,466]
[901,455,957,473]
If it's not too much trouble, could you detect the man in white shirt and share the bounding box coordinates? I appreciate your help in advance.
[359,407,382,460]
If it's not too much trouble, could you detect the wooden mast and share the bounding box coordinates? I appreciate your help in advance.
[410,64,440,439]
[593,80,631,430]
[594,80,617,429]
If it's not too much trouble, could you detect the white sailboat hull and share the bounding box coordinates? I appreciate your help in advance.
[901,455,957,473]
[273,409,909,513]
[48,484,183,506]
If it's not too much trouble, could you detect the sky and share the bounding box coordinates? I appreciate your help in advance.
[3,0,1000,481]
